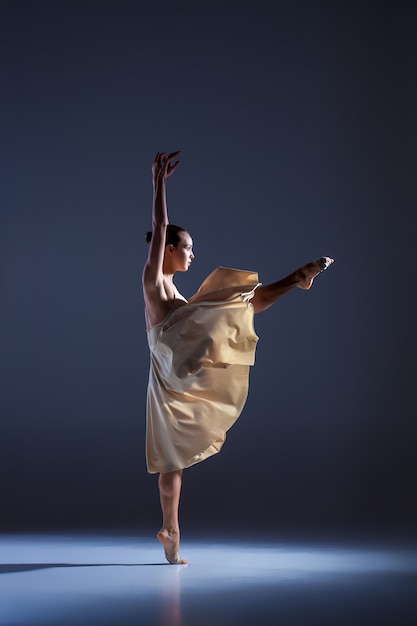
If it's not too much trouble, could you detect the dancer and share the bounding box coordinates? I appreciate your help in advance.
[142,151,333,565]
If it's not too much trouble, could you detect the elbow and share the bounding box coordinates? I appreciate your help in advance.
[152,219,168,228]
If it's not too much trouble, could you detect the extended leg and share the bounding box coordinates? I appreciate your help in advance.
[251,257,333,313]
[157,470,188,564]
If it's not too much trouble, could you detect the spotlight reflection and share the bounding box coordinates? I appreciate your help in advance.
[0,534,416,625]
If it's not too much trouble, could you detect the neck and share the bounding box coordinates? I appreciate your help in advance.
[162,260,175,279]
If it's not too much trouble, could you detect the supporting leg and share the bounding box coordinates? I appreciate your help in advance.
[251,257,334,313]
[157,470,188,564]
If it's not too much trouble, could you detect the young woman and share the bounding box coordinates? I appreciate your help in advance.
[142,151,334,564]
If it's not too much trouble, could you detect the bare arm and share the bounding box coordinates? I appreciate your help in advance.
[142,151,181,325]
[144,151,180,281]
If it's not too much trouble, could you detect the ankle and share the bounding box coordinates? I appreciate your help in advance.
[159,526,179,536]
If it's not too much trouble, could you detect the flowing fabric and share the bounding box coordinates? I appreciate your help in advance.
[145,266,261,473]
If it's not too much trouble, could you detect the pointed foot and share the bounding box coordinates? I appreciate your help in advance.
[164,551,188,565]
[297,256,334,290]
[157,528,188,565]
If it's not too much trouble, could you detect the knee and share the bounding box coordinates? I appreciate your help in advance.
[158,474,172,497]
[159,470,182,496]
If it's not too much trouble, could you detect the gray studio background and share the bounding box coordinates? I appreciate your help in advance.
[1,0,415,538]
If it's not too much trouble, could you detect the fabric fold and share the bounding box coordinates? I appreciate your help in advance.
[145,266,261,473]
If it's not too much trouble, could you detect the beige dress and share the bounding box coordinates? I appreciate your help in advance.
[145,266,261,474]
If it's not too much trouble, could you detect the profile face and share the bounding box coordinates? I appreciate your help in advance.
[171,232,194,271]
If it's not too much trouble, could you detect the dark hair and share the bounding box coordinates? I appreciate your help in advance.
[145,224,187,246]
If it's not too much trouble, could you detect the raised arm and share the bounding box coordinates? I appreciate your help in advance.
[142,151,181,327]
[144,151,181,280]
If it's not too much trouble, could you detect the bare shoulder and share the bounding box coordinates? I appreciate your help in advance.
[142,266,176,328]
[142,262,160,290]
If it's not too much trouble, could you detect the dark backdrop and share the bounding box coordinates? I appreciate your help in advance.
[1,0,416,538]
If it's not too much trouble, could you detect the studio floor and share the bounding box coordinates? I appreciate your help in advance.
[0,533,416,625]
